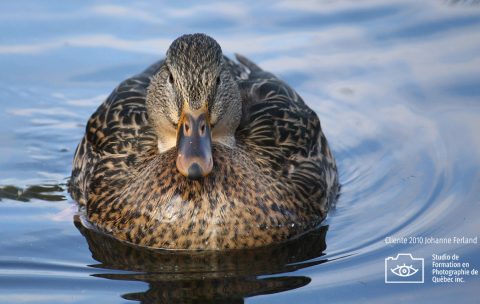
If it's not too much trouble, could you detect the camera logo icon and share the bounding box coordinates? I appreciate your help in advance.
[385,253,424,283]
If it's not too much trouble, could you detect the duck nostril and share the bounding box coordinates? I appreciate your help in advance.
[199,122,206,135]
[184,122,190,134]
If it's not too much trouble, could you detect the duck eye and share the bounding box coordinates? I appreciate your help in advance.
[216,76,221,86]
[168,72,174,84]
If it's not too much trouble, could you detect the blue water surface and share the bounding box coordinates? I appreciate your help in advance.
[0,1,479,303]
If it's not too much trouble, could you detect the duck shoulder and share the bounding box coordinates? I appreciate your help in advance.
[69,61,163,205]
[228,54,338,202]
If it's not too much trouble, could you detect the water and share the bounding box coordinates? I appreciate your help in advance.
[1,0,479,303]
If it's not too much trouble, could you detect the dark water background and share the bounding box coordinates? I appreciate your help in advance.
[1,0,479,303]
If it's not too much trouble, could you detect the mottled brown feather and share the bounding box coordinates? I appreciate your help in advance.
[70,54,339,250]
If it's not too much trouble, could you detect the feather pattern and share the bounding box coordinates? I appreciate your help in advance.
[70,54,339,250]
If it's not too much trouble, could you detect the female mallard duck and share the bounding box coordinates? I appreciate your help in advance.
[70,33,339,250]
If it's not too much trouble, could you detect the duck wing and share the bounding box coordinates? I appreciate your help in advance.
[69,61,163,205]
[230,54,339,203]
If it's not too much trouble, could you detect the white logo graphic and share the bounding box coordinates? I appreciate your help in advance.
[385,253,424,283]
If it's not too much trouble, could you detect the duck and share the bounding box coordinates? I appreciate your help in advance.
[69,33,339,250]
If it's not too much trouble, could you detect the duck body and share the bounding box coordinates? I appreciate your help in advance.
[70,34,338,250]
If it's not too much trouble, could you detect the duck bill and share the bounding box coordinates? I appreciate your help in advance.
[176,109,213,179]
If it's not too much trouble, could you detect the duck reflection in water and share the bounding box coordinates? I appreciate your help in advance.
[75,216,329,303]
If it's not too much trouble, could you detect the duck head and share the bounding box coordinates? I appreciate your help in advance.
[146,34,242,179]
